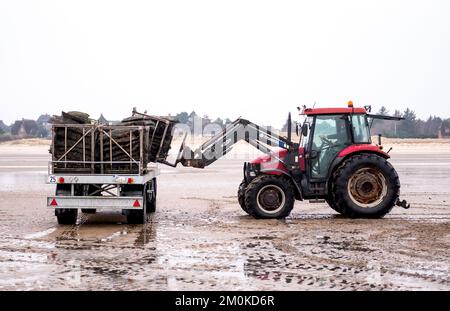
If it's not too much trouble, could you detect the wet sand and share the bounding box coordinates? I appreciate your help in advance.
[0,143,449,290]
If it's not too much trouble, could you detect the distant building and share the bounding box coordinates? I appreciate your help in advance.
[37,114,51,126]
[36,114,52,137]
[11,119,39,137]
[98,114,108,124]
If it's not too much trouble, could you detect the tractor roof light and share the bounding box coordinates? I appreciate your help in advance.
[348,101,354,108]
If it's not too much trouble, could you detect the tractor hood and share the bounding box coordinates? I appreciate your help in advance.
[250,148,288,164]
[249,148,290,175]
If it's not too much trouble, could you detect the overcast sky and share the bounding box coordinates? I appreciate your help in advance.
[1,0,449,127]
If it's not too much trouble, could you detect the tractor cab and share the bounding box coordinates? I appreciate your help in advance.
[299,104,378,181]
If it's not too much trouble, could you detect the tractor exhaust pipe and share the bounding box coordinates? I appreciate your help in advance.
[287,112,292,143]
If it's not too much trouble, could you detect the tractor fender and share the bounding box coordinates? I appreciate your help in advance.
[338,144,390,159]
[260,169,303,200]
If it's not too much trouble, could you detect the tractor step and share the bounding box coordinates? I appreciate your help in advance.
[309,199,326,203]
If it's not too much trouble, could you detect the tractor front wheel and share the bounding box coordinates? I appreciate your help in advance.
[332,154,400,218]
[237,180,249,213]
[244,175,295,219]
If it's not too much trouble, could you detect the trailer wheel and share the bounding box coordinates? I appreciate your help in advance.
[127,210,145,224]
[55,184,78,225]
[146,178,157,213]
[237,180,249,213]
[56,209,78,225]
[122,184,146,224]
[244,175,295,219]
[332,154,400,218]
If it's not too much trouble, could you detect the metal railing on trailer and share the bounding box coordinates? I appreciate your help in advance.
[49,123,151,175]
[129,109,176,164]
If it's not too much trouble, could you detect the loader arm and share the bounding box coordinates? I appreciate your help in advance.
[176,117,297,168]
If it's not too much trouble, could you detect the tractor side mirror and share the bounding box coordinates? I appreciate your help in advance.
[295,124,299,136]
[302,123,309,137]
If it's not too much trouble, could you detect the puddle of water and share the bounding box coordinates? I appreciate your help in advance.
[24,228,56,240]
[100,231,123,242]
[0,238,55,250]
[0,172,51,192]
[0,250,48,263]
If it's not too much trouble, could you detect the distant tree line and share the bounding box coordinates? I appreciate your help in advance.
[371,107,449,138]
[279,107,450,139]
[0,111,236,141]
[1,108,449,141]
[173,111,233,134]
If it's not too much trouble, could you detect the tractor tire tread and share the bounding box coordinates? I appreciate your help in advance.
[237,180,249,213]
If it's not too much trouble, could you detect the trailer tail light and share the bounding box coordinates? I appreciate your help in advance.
[133,200,140,207]
[50,198,58,206]
[58,177,65,184]
[127,178,134,184]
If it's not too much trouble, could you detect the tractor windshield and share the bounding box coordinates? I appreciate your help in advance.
[351,114,371,143]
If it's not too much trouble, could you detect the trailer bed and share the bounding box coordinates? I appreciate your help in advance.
[46,113,168,224]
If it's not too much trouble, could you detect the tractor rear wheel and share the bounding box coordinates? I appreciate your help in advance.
[332,154,400,218]
[244,175,295,219]
[325,196,344,215]
[237,180,249,213]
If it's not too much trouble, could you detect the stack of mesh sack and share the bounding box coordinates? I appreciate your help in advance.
[49,111,95,173]
[120,114,178,163]
[50,111,178,174]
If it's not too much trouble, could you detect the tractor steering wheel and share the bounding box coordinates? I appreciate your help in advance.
[319,135,334,149]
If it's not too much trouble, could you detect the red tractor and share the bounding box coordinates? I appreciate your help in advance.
[178,103,410,219]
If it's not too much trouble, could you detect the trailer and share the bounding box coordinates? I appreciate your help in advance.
[46,111,175,224]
